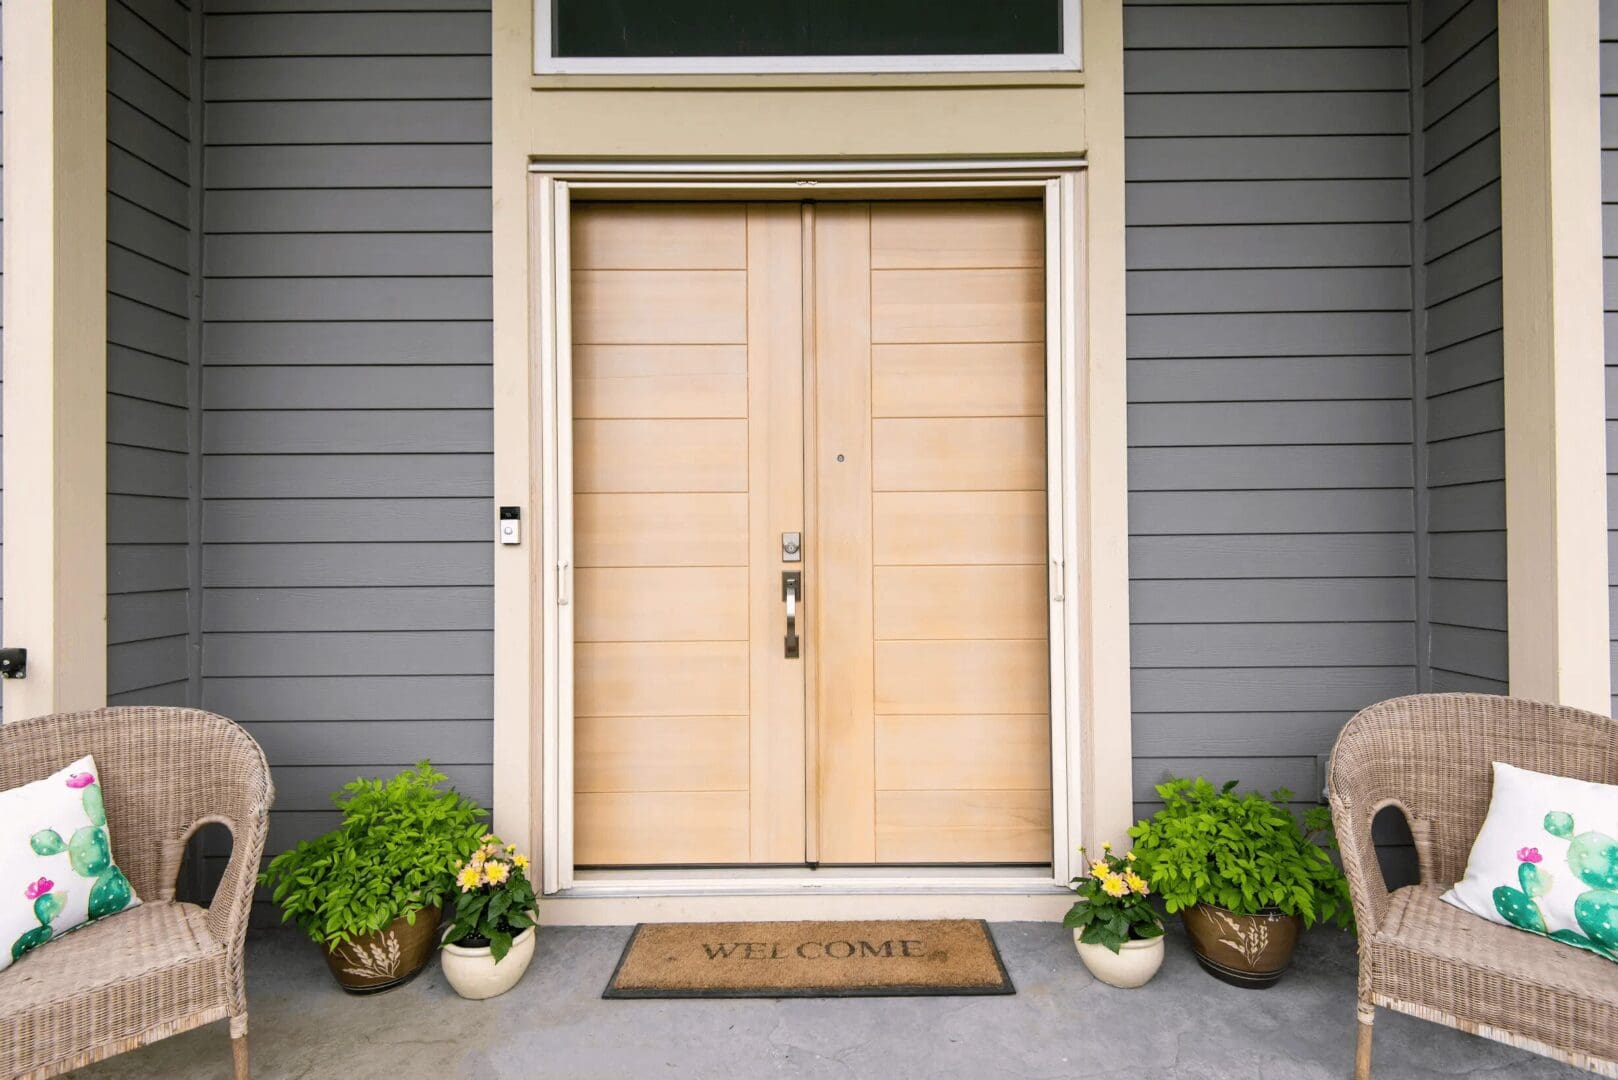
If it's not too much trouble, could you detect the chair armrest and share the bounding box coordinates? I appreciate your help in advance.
[1328,788,1393,937]
[200,774,274,953]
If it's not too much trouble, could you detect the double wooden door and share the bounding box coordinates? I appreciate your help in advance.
[570,200,1052,868]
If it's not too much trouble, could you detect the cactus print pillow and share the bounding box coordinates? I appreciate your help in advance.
[0,755,140,971]
[1442,762,1618,963]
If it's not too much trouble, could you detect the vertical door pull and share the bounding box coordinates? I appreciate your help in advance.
[782,571,801,659]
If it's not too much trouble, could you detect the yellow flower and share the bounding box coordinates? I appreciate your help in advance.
[1124,871,1150,895]
[512,854,529,871]
[1125,851,1137,862]
[456,865,483,892]
[485,862,511,886]
[469,851,485,868]
[1101,841,1112,851]
[1090,859,1110,877]
[1100,873,1129,898]
[506,843,517,853]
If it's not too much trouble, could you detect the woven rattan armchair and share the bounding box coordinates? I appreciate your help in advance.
[0,707,273,1079]
[1328,693,1618,1078]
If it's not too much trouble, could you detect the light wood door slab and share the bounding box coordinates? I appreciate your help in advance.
[568,199,1051,869]
[815,201,1053,866]
[570,202,805,866]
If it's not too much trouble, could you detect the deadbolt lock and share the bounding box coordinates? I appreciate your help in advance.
[782,532,802,562]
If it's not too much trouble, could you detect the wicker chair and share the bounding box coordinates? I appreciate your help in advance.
[1328,693,1618,1078]
[0,707,273,1079]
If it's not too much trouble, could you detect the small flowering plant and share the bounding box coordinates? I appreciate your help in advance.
[441,834,537,962]
[1063,842,1164,954]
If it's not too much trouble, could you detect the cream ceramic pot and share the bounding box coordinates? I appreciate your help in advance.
[441,924,536,1000]
[1072,931,1165,989]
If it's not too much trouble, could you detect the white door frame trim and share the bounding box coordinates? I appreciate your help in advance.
[527,162,1092,907]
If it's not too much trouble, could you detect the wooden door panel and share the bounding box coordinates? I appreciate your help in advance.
[576,792,750,865]
[875,640,1050,716]
[573,493,748,567]
[817,201,1053,866]
[873,491,1047,565]
[575,641,749,717]
[576,715,750,793]
[574,567,748,642]
[874,790,1053,863]
[811,203,878,864]
[574,418,749,493]
[573,344,749,419]
[870,267,1044,344]
[872,343,1046,418]
[571,202,747,271]
[571,202,804,867]
[573,269,747,345]
[874,565,1047,640]
[875,715,1051,792]
[870,200,1044,270]
[872,417,1046,492]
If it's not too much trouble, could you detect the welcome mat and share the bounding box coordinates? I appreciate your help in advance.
[602,919,1014,999]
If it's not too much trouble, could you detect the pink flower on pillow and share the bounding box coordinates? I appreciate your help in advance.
[1516,846,1542,864]
[65,772,96,789]
[24,878,53,900]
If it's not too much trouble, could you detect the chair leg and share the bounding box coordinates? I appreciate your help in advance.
[232,1033,249,1080]
[1354,1012,1374,1080]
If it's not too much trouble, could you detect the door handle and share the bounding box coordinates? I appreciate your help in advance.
[782,571,801,659]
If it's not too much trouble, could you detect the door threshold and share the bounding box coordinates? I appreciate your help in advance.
[562,865,1062,896]
[539,872,1072,925]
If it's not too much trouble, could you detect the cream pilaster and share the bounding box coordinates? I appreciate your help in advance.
[1,0,109,719]
[1497,0,1612,713]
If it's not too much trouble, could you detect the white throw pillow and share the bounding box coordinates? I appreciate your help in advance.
[1442,762,1618,963]
[0,755,141,973]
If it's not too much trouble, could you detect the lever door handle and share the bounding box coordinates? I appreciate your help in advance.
[782,572,801,659]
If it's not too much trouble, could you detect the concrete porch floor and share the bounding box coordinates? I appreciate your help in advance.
[76,921,1584,1079]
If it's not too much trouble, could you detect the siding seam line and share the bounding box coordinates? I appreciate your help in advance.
[1409,0,1434,693]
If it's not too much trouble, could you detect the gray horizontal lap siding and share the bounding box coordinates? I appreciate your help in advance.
[1124,0,1418,810]
[108,0,196,707]
[1605,0,1618,718]
[1419,0,1507,694]
[197,0,495,869]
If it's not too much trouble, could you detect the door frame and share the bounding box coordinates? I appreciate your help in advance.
[527,159,1099,914]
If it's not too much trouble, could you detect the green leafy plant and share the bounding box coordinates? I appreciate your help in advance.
[441,834,537,962]
[258,762,487,947]
[1128,777,1353,931]
[1063,842,1164,953]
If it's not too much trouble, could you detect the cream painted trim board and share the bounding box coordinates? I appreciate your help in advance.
[490,0,539,850]
[525,165,1099,907]
[1497,0,1612,714]
[532,0,1082,75]
[0,0,110,719]
[489,0,1132,921]
[1075,0,1135,844]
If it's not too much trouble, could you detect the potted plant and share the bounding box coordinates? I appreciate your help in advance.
[259,762,486,994]
[439,834,539,999]
[1129,777,1352,988]
[1063,841,1165,988]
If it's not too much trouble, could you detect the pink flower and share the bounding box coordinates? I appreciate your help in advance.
[24,878,53,900]
[65,772,95,789]
[1517,846,1543,864]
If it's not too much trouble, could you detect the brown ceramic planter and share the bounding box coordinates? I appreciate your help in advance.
[1180,902,1303,989]
[322,906,441,995]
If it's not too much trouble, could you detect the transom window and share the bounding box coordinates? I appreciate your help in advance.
[535,0,1080,75]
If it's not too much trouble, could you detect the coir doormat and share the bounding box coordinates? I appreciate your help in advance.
[602,919,1014,999]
